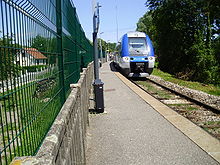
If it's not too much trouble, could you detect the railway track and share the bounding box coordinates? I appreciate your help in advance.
[130,77,220,141]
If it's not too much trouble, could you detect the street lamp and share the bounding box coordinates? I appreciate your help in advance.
[107,40,110,50]
[107,40,110,61]
[92,1,104,113]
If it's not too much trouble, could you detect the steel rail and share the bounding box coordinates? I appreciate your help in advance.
[129,78,220,114]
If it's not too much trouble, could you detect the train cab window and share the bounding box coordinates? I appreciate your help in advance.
[128,38,147,51]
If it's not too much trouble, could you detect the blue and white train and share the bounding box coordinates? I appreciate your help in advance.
[114,31,155,77]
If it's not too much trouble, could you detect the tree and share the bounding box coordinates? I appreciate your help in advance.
[136,12,157,53]
[137,12,154,37]
[0,35,21,80]
[31,35,48,52]
[31,35,57,54]
[98,38,116,53]
[212,36,220,84]
[107,42,116,52]
[31,35,57,64]
[150,0,203,73]
[144,0,220,84]
[98,38,107,51]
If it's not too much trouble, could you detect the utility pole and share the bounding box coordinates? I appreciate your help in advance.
[107,40,110,61]
[92,1,104,113]
[115,0,119,42]
[99,32,104,64]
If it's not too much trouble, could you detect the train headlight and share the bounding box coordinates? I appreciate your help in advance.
[148,56,155,61]
[122,57,130,62]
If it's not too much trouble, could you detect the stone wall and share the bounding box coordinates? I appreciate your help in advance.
[11,62,94,165]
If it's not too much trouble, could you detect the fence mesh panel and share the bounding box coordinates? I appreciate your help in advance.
[0,0,93,164]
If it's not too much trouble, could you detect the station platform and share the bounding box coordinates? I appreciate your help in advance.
[86,61,220,165]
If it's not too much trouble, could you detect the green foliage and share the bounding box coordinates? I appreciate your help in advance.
[136,12,158,53]
[212,36,220,84]
[98,38,116,53]
[213,36,220,64]
[1,63,23,80]
[31,35,57,54]
[22,65,47,73]
[98,38,106,50]
[143,0,220,85]
[0,35,21,80]
[136,12,154,38]
[188,30,218,84]
[108,42,117,52]
[31,35,48,52]
[152,68,220,96]
[31,35,57,65]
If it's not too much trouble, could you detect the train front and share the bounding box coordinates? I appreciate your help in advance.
[120,32,155,77]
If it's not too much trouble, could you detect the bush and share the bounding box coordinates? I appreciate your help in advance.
[22,65,47,73]
[0,64,23,80]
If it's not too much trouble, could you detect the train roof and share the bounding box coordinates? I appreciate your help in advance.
[126,31,146,38]
[117,31,147,45]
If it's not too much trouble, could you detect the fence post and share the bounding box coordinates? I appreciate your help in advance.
[56,0,66,103]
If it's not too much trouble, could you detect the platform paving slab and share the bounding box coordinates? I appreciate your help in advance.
[86,62,219,165]
[115,69,220,162]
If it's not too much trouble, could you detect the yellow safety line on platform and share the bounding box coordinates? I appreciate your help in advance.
[114,72,220,163]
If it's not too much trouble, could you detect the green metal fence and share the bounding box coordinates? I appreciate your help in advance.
[0,0,93,164]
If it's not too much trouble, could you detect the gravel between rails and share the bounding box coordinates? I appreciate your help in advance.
[148,75,220,111]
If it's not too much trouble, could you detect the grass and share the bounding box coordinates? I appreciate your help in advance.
[152,69,220,96]
[0,73,63,165]
[186,106,198,111]
[167,103,186,107]
[168,104,198,111]
[166,103,198,111]
[137,81,172,99]
[204,121,220,126]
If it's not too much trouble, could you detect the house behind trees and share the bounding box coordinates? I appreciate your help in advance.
[16,48,47,66]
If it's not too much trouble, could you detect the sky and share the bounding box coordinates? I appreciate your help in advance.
[72,0,148,43]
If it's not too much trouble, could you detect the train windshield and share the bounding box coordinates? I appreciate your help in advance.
[128,37,147,54]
